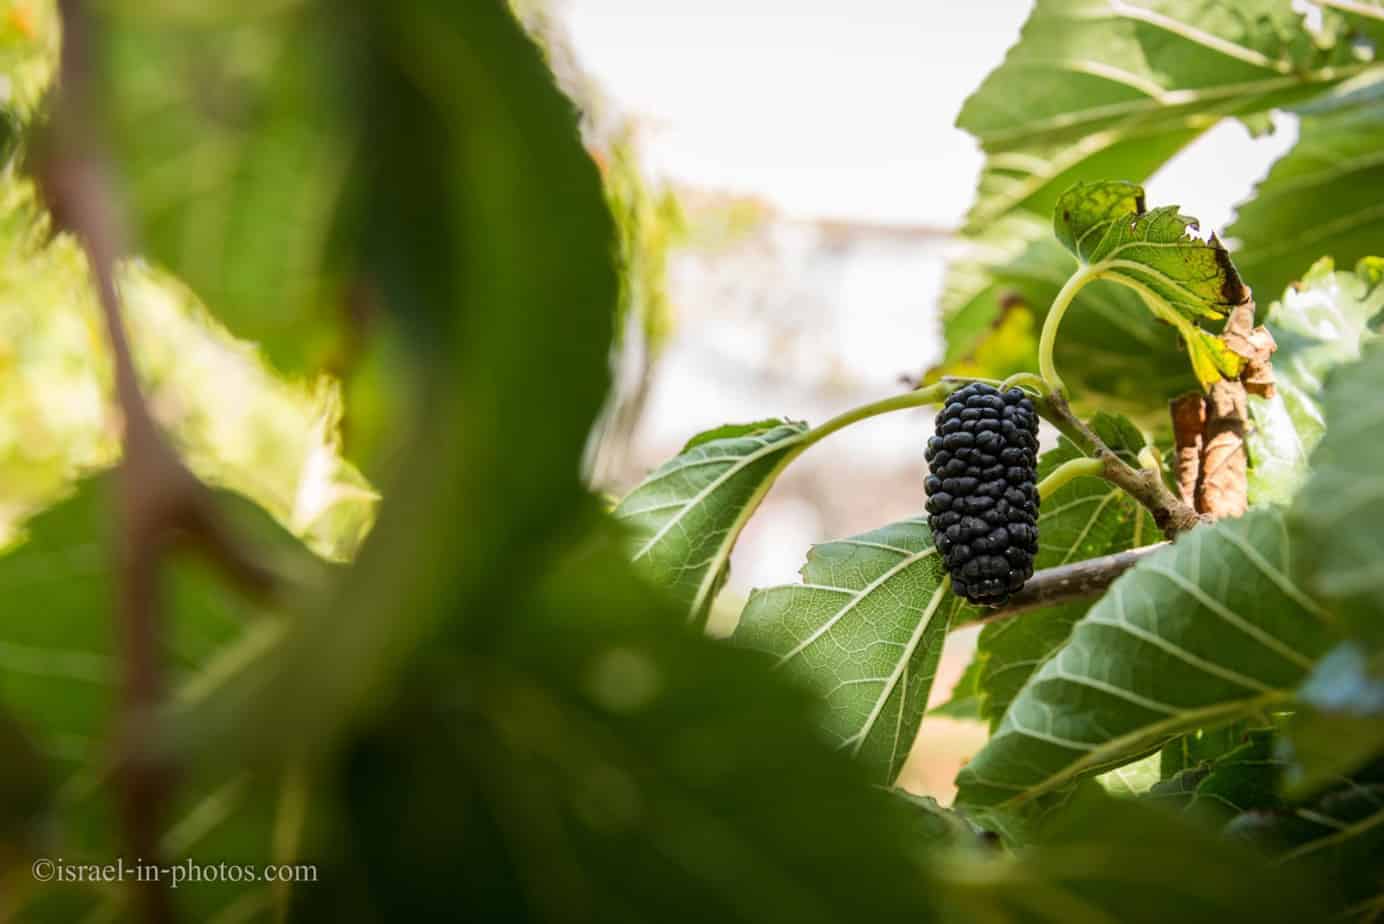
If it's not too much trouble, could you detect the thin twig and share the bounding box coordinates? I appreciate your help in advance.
[974,543,1168,622]
[46,7,176,920]
[43,2,277,919]
[1035,389,1204,538]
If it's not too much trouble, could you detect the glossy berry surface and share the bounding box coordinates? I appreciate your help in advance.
[923,383,1040,606]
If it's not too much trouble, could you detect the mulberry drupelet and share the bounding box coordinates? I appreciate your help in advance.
[924,383,1040,606]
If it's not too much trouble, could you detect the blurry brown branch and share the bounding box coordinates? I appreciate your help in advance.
[42,2,274,920]
[975,543,1168,622]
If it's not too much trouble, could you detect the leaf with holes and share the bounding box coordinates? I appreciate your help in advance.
[1055,180,1249,387]
[956,508,1334,808]
[934,214,1199,418]
[614,420,807,624]
[735,518,960,784]
[942,0,1367,408]
[970,413,1158,729]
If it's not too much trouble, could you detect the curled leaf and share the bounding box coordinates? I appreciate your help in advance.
[1054,180,1249,389]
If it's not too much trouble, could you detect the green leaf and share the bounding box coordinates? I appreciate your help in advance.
[1321,0,1384,45]
[679,418,791,453]
[1360,255,1384,296]
[1147,729,1284,821]
[956,509,1334,808]
[614,420,808,623]
[1145,718,1384,914]
[1053,186,1242,330]
[1098,751,1162,795]
[1054,180,1247,387]
[0,707,48,874]
[1160,720,1254,778]
[1225,768,1384,913]
[944,0,1369,410]
[735,518,959,785]
[934,214,1199,417]
[1246,257,1384,504]
[1289,340,1384,649]
[293,531,943,922]
[970,414,1159,729]
[167,0,622,765]
[937,791,1328,924]
[958,0,1362,155]
[890,790,990,849]
[1134,720,1384,915]
[963,123,1207,235]
[1281,643,1384,797]
[0,175,376,560]
[0,0,57,123]
[91,1,350,373]
[0,475,325,918]
[1230,94,1384,310]
[955,0,1365,234]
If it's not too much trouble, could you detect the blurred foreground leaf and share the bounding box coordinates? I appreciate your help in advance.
[166,0,619,765]
[937,792,1327,924]
[294,531,942,921]
[1290,340,1384,648]
[1145,724,1384,913]
[0,175,376,559]
[1282,644,1384,797]
[90,0,351,373]
[0,474,326,919]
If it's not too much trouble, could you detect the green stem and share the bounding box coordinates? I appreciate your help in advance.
[1000,371,1050,395]
[797,382,958,453]
[1038,265,1099,394]
[1037,457,1104,500]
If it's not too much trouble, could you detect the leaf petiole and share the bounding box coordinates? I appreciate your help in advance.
[999,371,1050,396]
[1036,457,1105,500]
[796,382,959,454]
[1037,264,1099,395]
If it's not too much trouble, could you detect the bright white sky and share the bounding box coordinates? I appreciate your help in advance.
[560,0,1297,230]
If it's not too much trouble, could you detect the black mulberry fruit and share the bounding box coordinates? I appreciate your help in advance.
[924,383,1039,606]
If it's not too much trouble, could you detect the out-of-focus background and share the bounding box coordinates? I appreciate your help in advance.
[550,0,1302,797]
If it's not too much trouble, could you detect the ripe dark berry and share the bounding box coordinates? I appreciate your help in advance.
[924,383,1039,606]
